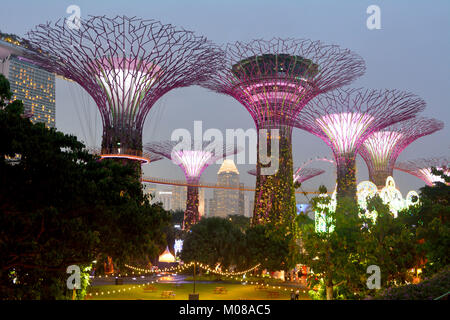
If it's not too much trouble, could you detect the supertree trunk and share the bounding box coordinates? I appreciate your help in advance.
[184,184,200,231]
[252,126,296,229]
[370,168,392,189]
[336,157,357,202]
[101,125,143,178]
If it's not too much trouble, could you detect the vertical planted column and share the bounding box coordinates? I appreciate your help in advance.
[335,157,357,202]
[184,184,200,230]
[253,125,296,230]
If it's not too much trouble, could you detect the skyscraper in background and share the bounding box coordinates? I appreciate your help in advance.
[212,159,240,218]
[0,35,56,128]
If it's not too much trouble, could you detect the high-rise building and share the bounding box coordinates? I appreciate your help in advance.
[243,194,254,218]
[208,198,216,217]
[0,36,56,128]
[171,185,187,212]
[213,159,240,218]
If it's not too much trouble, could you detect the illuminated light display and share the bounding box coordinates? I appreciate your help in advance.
[145,140,239,230]
[158,246,176,263]
[316,112,375,155]
[174,239,184,256]
[199,38,366,227]
[247,166,325,184]
[379,176,404,217]
[26,16,220,171]
[360,118,444,188]
[292,88,426,203]
[396,157,450,186]
[356,180,378,210]
[356,177,421,220]
[405,190,420,207]
[314,191,336,233]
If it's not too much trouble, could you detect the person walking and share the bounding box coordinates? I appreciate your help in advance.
[290,290,296,300]
[295,289,300,300]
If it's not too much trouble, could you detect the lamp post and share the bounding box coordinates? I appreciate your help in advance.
[189,262,199,300]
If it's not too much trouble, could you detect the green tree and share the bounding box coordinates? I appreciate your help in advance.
[227,214,251,232]
[397,168,450,277]
[298,186,364,300]
[360,195,419,293]
[0,76,170,299]
[180,217,247,269]
[245,223,298,272]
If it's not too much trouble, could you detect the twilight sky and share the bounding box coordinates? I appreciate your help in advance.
[1,0,449,202]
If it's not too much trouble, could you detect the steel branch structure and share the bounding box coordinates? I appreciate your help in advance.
[395,157,450,186]
[247,167,325,184]
[359,117,444,188]
[144,140,239,230]
[200,38,365,226]
[292,88,426,202]
[26,16,220,170]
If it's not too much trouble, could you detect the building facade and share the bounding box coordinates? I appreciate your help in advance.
[212,159,240,218]
[0,37,56,128]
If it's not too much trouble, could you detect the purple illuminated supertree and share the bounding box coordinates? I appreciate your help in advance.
[26,16,220,172]
[199,38,365,226]
[359,117,444,188]
[248,167,325,184]
[395,157,449,186]
[292,88,426,202]
[144,140,239,230]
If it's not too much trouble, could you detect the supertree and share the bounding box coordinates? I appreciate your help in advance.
[395,157,450,186]
[292,88,426,202]
[26,16,220,173]
[247,167,325,184]
[359,117,444,188]
[145,140,239,230]
[199,38,365,227]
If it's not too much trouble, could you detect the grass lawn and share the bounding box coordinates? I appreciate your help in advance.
[87,282,310,300]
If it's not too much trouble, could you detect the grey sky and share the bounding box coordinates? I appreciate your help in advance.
[1,0,449,202]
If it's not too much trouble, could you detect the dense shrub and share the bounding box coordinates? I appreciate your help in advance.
[375,266,450,300]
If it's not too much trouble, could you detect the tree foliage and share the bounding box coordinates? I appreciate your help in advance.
[0,75,170,299]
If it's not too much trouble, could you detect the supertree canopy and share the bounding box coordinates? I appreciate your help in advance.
[145,140,239,230]
[292,88,426,202]
[247,166,325,184]
[395,157,450,186]
[199,38,365,227]
[359,117,444,188]
[26,16,220,168]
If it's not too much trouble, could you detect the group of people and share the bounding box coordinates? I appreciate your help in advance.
[290,289,300,300]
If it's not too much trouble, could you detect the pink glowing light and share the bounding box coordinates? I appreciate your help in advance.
[417,168,449,186]
[362,131,403,171]
[315,112,375,155]
[395,157,449,186]
[171,150,215,181]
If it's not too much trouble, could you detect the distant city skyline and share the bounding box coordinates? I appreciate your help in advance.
[1,0,449,201]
